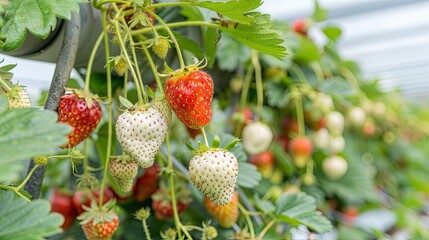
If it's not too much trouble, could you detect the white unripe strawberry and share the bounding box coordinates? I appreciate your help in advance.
[242,122,273,155]
[348,107,366,127]
[189,150,238,206]
[5,85,31,109]
[116,106,168,168]
[312,128,330,149]
[330,135,345,153]
[326,111,344,134]
[322,155,348,180]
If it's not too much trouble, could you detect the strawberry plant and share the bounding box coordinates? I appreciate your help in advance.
[1,0,429,239]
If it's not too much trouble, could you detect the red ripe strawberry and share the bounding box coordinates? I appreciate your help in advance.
[291,18,310,35]
[151,182,190,220]
[186,126,202,139]
[50,189,77,230]
[189,149,238,206]
[164,68,214,129]
[282,117,299,137]
[249,151,275,178]
[73,188,115,214]
[289,136,313,168]
[58,90,102,148]
[109,157,139,192]
[78,200,119,240]
[205,192,239,228]
[133,163,160,202]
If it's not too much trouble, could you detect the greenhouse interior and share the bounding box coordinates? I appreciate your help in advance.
[0,0,428,239]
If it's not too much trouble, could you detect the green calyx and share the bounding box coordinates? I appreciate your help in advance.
[77,199,117,225]
[185,135,240,155]
[159,57,208,79]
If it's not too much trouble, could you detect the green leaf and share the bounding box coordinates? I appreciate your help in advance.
[318,77,355,97]
[270,142,295,176]
[322,26,342,42]
[174,32,204,59]
[0,98,71,161]
[294,37,320,63]
[180,6,204,22]
[275,193,332,233]
[254,194,275,214]
[0,63,16,80]
[220,12,287,59]
[266,81,289,108]
[312,0,328,22]
[0,191,63,239]
[0,160,24,183]
[197,0,263,24]
[237,161,261,188]
[119,96,134,109]
[204,27,219,67]
[216,33,251,71]
[1,0,87,51]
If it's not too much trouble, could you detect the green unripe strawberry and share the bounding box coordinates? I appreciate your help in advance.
[109,157,139,192]
[152,38,170,59]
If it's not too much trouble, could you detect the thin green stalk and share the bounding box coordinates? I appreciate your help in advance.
[16,164,39,191]
[0,185,31,203]
[94,0,128,8]
[310,61,324,83]
[251,51,263,119]
[113,18,146,105]
[341,67,366,103]
[201,127,209,146]
[166,134,185,239]
[84,33,104,91]
[83,140,89,175]
[123,70,129,99]
[0,78,11,91]
[257,219,276,240]
[240,64,254,108]
[99,9,114,208]
[145,9,185,69]
[132,21,220,36]
[151,1,193,9]
[140,42,164,94]
[238,203,255,239]
[293,88,305,136]
[142,220,152,240]
[290,63,307,82]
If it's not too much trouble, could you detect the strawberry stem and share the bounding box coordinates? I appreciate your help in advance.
[238,203,255,239]
[139,40,165,94]
[99,9,115,208]
[84,33,104,91]
[293,88,305,136]
[16,164,40,191]
[0,185,31,203]
[257,219,276,240]
[165,133,191,239]
[251,51,263,120]
[341,67,366,103]
[240,62,254,110]
[145,9,186,70]
[201,127,209,147]
[112,5,147,105]
[310,61,324,83]
[0,77,11,92]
